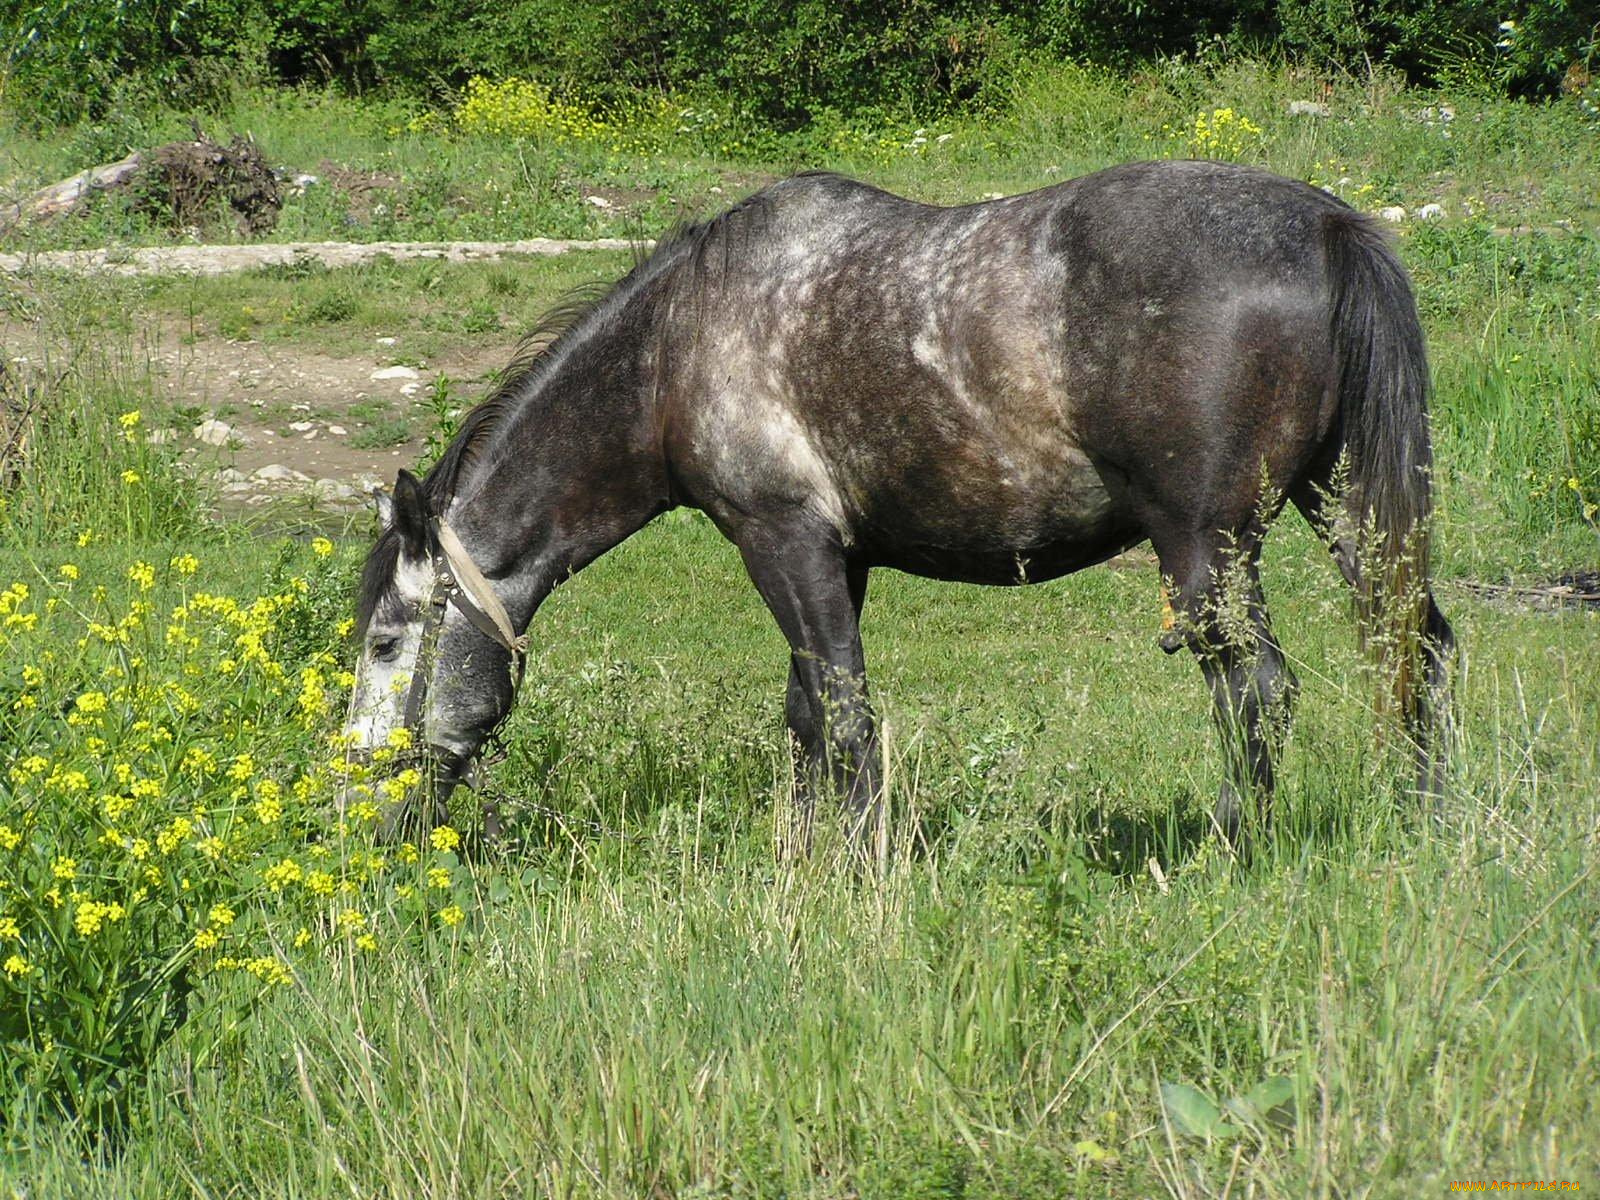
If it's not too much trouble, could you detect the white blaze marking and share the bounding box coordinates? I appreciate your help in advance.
[344,551,433,750]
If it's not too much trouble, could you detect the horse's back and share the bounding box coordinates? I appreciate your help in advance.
[664,164,1351,582]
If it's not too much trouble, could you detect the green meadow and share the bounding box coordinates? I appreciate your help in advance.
[1,58,1597,1197]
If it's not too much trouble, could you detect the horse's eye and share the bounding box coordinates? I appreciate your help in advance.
[369,636,402,663]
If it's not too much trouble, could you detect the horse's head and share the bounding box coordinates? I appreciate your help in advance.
[345,469,525,838]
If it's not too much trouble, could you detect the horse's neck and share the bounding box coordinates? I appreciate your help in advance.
[447,309,667,614]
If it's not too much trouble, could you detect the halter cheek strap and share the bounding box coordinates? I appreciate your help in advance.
[399,517,528,744]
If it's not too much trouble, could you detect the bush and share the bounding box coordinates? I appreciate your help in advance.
[0,540,480,1129]
[3,1,1594,129]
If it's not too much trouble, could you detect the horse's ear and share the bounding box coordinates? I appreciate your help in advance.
[391,469,430,554]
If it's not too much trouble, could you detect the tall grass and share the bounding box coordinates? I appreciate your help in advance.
[0,62,1596,1196]
[2,506,1595,1196]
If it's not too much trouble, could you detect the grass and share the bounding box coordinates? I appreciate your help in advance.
[1,58,1598,1198]
[2,60,1597,251]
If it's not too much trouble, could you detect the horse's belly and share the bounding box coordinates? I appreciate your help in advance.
[852,445,1139,583]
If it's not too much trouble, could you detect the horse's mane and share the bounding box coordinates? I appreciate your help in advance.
[356,180,798,635]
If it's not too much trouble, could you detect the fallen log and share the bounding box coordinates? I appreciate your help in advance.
[0,153,143,235]
[0,128,281,237]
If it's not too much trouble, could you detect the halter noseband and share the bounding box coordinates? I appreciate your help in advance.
[399,517,528,754]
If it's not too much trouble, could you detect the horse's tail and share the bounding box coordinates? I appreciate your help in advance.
[1322,208,1435,731]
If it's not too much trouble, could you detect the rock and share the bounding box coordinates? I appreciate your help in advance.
[215,467,246,483]
[146,427,177,445]
[314,478,358,501]
[192,418,245,447]
[1379,206,1407,223]
[328,424,348,436]
[1417,202,1445,220]
[302,431,317,440]
[220,480,255,495]
[289,420,315,432]
[400,382,420,397]
[1288,100,1331,117]
[371,365,419,381]
[376,336,397,346]
[584,195,613,209]
[252,463,311,484]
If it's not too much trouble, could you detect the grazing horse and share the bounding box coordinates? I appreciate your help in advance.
[345,162,1454,849]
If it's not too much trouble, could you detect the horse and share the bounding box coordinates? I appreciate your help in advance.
[344,162,1454,851]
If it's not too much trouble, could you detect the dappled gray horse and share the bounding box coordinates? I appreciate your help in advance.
[346,162,1453,848]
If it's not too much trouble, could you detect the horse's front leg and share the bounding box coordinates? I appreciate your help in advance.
[740,520,878,853]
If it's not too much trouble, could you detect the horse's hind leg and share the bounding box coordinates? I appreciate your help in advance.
[1291,479,1456,799]
[739,520,878,852]
[1155,528,1297,850]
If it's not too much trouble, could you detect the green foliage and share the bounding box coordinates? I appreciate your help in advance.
[5,0,1595,129]
[0,372,201,548]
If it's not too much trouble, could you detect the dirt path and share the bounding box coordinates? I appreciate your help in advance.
[2,238,637,518]
[0,236,639,278]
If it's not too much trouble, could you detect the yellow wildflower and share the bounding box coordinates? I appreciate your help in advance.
[121,469,142,485]
[311,537,334,557]
[336,910,367,933]
[58,564,79,581]
[430,825,461,853]
[438,904,465,927]
[4,954,31,978]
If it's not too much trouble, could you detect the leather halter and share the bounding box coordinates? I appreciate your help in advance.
[398,517,528,755]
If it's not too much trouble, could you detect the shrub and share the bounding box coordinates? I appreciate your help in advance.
[0,542,476,1128]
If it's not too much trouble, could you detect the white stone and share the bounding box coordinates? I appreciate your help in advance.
[376,337,397,346]
[1417,203,1445,220]
[328,424,348,436]
[289,420,315,432]
[400,382,420,396]
[215,467,246,483]
[1288,100,1330,117]
[584,195,612,209]
[314,478,358,501]
[253,464,311,483]
[371,365,419,381]
[302,431,317,440]
[192,419,245,447]
[1379,206,1407,223]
